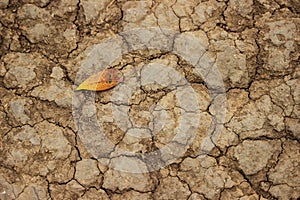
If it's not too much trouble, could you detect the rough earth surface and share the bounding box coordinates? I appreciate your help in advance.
[0,0,299,199]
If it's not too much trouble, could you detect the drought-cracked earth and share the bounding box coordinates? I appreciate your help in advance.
[0,0,299,199]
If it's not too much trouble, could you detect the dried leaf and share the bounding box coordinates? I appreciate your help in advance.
[76,68,123,91]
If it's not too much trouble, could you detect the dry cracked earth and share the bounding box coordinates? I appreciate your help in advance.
[0,0,300,199]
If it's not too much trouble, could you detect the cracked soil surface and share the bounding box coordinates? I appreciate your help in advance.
[0,0,299,199]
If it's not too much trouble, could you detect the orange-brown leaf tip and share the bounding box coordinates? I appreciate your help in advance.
[76,68,123,91]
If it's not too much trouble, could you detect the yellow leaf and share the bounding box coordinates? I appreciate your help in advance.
[76,68,123,91]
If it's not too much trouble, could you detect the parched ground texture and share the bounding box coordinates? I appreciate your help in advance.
[0,0,299,199]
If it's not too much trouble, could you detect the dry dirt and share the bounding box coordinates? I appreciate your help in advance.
[0,0,299,199]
